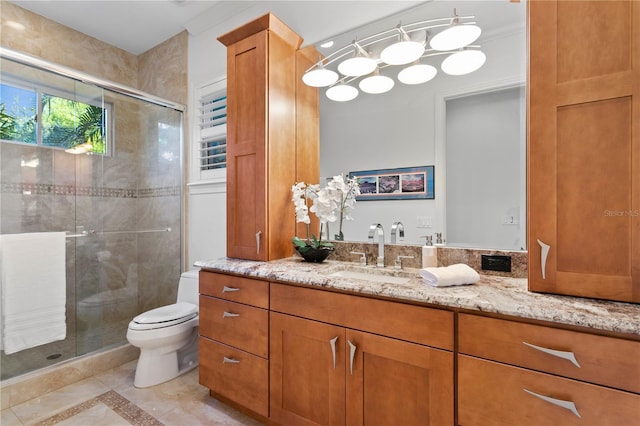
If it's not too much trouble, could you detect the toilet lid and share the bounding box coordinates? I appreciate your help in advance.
[132,302,198,325]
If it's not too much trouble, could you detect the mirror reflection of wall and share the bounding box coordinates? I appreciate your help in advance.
[319,0,526,249]
[444,86,526,250]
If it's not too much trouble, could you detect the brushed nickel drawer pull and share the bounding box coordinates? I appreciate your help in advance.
[537,239,550,280]
[348,341,357,375]
[329,336,338,369]
[523,388,581,418]
[222,311,240,318]
[523,341,581,368]
[223,356,240,364]
[222,286,240,293]
[256,230,262,254]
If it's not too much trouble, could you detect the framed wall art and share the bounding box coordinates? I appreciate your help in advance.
[349,166,434,200]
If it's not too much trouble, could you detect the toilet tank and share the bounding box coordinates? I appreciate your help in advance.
[177,270,199,306]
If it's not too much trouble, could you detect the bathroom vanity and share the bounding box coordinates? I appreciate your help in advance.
[195,257,640,425]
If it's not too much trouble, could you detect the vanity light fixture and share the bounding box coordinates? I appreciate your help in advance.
[397,62,437,85]
[429,9,481,51]
[380,27,425,66]
[326,82,359,102]
[441,48,486,75]
[302,63,339,87]
[337,43,377,77]
[302,8,485,102]
[359,69,395,94]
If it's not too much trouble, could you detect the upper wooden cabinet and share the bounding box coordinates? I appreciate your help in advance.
[528,0,640,302]
[219,14,319,261]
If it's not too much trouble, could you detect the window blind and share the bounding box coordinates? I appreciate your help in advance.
[198,89,226,172]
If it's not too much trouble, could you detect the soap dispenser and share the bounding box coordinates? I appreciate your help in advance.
[421,235,437,268]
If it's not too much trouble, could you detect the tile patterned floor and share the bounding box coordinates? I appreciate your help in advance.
[0,361,263,426]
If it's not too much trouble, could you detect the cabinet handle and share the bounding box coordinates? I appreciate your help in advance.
[523,341,581,368]
[256,230,262,254]
[223,356,240,364]
[537,239,550,280]
[329,336,338,369]
[348,341,357,375]
[222,286,240,293]
[523,388,581,418]
[222,311,240,318]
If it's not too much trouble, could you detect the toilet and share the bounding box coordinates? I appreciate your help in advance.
[126,270,199,388]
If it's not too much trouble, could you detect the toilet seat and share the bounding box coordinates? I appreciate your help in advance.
[128,302,198,331]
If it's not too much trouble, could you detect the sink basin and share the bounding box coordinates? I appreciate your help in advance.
[326,270,412,285]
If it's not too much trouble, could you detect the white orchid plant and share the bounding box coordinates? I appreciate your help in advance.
[291,175,361,251]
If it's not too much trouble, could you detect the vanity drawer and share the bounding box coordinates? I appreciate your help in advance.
[458,355,640,426]
[199,271,268,308]
[270,283,453,350]
[458,313,640,393]
[199,337,268,418]
[199,296,268,358]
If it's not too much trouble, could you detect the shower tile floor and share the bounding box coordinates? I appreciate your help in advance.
[0,361,263,425]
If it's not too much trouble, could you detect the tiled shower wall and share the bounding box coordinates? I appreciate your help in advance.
[0,1,187,381]
[0,87,182,380]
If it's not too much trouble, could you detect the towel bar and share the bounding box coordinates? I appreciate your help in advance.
[90,227,171,235]
[63,228,171,238]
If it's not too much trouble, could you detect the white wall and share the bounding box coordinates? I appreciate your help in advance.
[445,86,525,250]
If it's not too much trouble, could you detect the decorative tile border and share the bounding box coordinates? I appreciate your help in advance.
[0,183,178,199]
[37,390,164,426]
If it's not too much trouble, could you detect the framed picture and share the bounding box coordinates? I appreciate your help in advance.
[349,166,434,200]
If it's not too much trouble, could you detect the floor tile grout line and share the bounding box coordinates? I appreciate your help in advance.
[34,390,164,426]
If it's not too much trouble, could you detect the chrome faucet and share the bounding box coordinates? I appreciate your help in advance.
[368,223,385,268]
[390,221,404,244]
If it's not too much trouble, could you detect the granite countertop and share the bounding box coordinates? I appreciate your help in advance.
[194,257,640,337]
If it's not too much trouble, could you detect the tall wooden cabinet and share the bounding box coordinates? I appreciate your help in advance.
[528,0,640,302]
[219,14,319,261]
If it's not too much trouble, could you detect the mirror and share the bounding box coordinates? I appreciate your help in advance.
[317,0,527,250]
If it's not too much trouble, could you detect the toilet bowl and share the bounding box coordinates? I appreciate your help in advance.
[126,270,199,388]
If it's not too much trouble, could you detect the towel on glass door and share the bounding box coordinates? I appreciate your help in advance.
[0,232,67,354]
[420,263,480,287]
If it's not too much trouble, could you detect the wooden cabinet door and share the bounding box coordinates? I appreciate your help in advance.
[345,330,454,426]
[270,312,346,426]
[528,0,640,302]
[225,30,268,260]
[458,355,640,426]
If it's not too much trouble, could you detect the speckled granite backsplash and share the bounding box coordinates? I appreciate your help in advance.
[331,241,527,278]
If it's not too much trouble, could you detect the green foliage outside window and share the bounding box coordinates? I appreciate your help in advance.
[41,94,107,153]
[0,82,108,154]
[0,84,36,143]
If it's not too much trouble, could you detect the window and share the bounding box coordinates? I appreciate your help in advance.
[0,80,111,155]
[0,83,36,144]
[191,77,227,182]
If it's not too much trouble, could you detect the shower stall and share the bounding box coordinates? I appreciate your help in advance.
[0,52,184,381]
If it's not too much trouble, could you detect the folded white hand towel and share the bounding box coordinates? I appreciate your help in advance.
[420,263,480,287]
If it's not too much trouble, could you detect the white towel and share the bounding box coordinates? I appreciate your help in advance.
[0,232,67,354]
[420,263,480,287]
